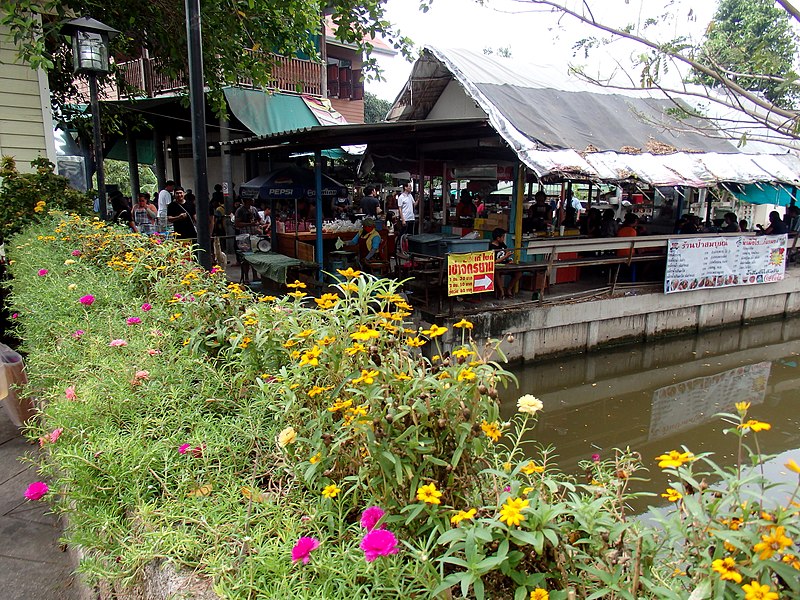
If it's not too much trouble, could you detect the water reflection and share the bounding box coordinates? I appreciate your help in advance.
[507,318,800,508]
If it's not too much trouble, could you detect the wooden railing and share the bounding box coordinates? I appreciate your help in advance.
[116,54,323,98]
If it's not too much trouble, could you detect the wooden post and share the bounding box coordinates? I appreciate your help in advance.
[513,163,525,262]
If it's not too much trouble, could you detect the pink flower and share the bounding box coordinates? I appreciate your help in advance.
[178,444,191,455]
[79,295,95,306]
[65,386,76,400]
[49,428,63,443]
[591,453,601,462]
[109,339,128,347]
[134,370,149,380]
[210,266,222,274]
[291,536,321,564]
[141,303,152,312]
[37,269,48,276]
[11,313,18,319]
[72,329,85,339]
[147,348,161,355]
[126,317,142,325]
[71,249,81,257]
[359,529,399,562]
[191,445,204,458]
[25,482,49,501]
[360,506,386,531]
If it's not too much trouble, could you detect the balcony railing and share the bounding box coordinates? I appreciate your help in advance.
[116,54,323,98]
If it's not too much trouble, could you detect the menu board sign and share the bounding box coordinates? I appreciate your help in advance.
[664,235,786,294]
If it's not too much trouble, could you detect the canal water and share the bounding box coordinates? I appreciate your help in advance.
[507,317,800,508]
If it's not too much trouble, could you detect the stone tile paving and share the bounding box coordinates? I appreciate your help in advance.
[0,414,80,599]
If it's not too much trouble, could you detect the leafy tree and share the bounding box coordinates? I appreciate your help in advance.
[0,0,414,119]
[695,0,798,108]
[497,1,800,145]
[97,161,158,198]
[364,91,392,123]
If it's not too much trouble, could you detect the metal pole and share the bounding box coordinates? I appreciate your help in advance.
[154,129,166,191]
[220,116,235,257]
[315,150,323,283]
[185,0,211,270]
[89,73,107,220]
[126,128,140,200]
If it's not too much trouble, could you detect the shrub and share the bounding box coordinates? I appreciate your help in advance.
[5,213,800,599]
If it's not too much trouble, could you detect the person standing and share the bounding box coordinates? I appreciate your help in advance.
[132,192,157,234]
[360,185,381,217]
[397,182,417,236]
[157,180,175,231]
[167,187,197,239]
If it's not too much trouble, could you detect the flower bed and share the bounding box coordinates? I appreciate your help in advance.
[5,213,800,599]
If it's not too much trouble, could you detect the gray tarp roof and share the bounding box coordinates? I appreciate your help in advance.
[388,47,800,186]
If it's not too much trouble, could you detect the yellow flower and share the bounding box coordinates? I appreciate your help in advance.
[258,295,277,302]
[328,399,353,412]
[340,282,359,293]
[351,325,380,341]
[345,343,366,356]
[782,554,800,570]
[64,259,75,265]
[288,291,306,299]
[239,336,252,349]
[437,371,451,380]
[299,345,322,366]
[393,372,412,381]
[337,267,361,278]
[283,339,299,348]
[422,324,447,338]
[499,497,529,527]
[309,453,321,464]
[452,347,474,359]
[753,525,793,560]
[67,283,77,290]
[308,385,331,398]
[741,581,779,600]
[322,483,341,499]
[655,450,694,469]
[481,421,502,443]
[450,508,477,525]
[297,329,315,338]
[786,458,800,474]
[286,280,306,289]
[661,488,683,502]
[711,557,742,583]
[277,426,297,447]
[521,461,544,475]
[735,401,751,414]
[318,336,336,346]
[738,420,771,432]
[407,337,427,347]
[453,319,474,330]
[517,394,543,415]
[417,482,442,505]
[353,369,379,385]
[170,312,182,321]
[457,368,476,381]
[522,486,533,495]
[530,590,549,600]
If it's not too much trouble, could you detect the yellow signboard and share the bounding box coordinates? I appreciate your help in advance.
[447,251,496,296]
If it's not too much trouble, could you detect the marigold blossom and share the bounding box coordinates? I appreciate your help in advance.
[655,450,694,469]
[517,394,543,415]
[786,458,800,474]
[79,294,95,306]
[711,557,742,583]
[661,488,683,502]
[109,339,127,347]
[738,420,771,433]
[291,536,320,564]
[416,483,442,505]
[360,506,386,531]
[481,421,502,443]
[521,461,544,475]
[359,529,399,562]
[530,590,549,600]
[453,319,473,329]
[24,482,49,501]
[753,525,793,560]
[741,581,779,600]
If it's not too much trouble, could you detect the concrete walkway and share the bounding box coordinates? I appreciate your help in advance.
[0,415,79,599]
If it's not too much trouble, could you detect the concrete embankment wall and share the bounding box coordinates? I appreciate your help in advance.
[442,271,800,362]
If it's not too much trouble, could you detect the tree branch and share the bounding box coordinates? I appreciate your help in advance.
[776,0,800,24]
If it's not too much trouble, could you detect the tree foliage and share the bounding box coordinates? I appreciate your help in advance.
[500,1,800,145]
[0,0,413,119]
[363,91,392,123]
[696,0,798,108]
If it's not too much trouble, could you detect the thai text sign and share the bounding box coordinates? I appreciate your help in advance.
[447,251,495,296]
[665,235,786,294]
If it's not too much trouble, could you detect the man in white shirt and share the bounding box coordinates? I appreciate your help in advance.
[157,180,175,230]
[397,182,417,236]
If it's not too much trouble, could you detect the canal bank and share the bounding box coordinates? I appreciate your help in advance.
[438,267,800,361]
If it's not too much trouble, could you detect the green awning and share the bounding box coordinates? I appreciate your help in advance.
[224,87,318,136]
[106,138,156,165]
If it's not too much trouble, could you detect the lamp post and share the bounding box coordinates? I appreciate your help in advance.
[62,17,119,220]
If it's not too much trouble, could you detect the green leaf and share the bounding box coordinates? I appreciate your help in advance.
[436,527,466,546]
